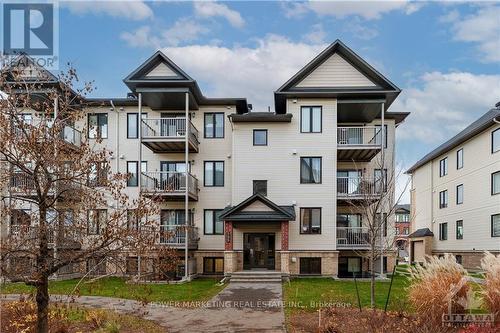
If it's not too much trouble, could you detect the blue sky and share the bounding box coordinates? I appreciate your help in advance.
[54,1,500,202]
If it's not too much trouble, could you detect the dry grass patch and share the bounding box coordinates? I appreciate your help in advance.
[481,252,500,319]
[0,299,165,333]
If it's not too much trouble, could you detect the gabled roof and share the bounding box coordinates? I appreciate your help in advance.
[396,204,410,213]
[123,50,248,112]
[4,54,59,83]
[408,228,434,238]
[123,51,193,83]
[406,108,500,174]
[219,193,296,221]
[274,40,400,114]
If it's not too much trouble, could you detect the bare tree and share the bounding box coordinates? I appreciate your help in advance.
[342,155,410,309]
[0,56,161,333]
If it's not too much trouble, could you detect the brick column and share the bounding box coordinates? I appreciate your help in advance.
[281,220,289,250]
[280,220,290,276]
[224,220,233,251]
[224,220,235,275]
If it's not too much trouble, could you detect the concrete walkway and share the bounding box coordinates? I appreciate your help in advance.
[1,282,285,333]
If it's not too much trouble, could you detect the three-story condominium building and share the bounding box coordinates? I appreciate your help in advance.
[3,40,410,279]
[407,107,500,269]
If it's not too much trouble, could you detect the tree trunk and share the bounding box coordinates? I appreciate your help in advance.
[35,274,49,333]
[370,245,376,309]
[36,205,50,333]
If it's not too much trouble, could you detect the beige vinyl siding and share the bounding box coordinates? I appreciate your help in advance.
[233,223,282,251]
[145,63,178,77]
[79,104,234,251]
[232,98,337,250]
[411,124,500,252]
[296,53,377,88]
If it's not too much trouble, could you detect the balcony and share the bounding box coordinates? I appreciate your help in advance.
[9,225,81,249]
[337,126,382,161]
[337,227,370,249]
[141,118,199,153]
[14,121,82,149]
[337,177,382,202]
[159,225,199,249]
[9,171,80,199]
[61,125,82,147]
[140,171,199,201]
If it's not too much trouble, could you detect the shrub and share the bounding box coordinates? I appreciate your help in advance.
[480,252,500,320]
[409,254,468,326]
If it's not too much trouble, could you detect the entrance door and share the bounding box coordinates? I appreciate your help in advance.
[243,233,275,270]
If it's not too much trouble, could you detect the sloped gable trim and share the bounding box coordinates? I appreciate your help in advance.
[295,53,377,88]
[219,193,295,220]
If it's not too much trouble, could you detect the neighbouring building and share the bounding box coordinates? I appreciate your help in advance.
[407,107,500,269]
[2,40,410,279]
[394,204,410,259]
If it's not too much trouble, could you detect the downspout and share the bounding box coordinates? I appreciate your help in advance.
[184,92,189,280]
[380,102,385,278]
[137,94,143,281]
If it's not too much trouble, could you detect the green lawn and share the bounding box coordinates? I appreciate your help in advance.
[0,277,225,303]
[283,274,412,313]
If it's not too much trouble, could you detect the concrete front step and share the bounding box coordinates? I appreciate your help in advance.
[229,270,283,283]
[230,278,282,283]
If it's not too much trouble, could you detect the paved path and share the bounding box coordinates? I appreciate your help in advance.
[1,282,285,333]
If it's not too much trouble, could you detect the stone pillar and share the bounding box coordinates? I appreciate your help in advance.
[224,221,235,275]
[280,221,290,275]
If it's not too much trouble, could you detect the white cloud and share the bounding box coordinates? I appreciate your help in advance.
[446,5,500,63]
[158,35,326,110]
[63,0,153,20]
[392,71,500,145]
[193,1,245,28]
[344,18,379,40]
[120,19,209,48]
[302,23,326,44]
[282,0,423,20]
